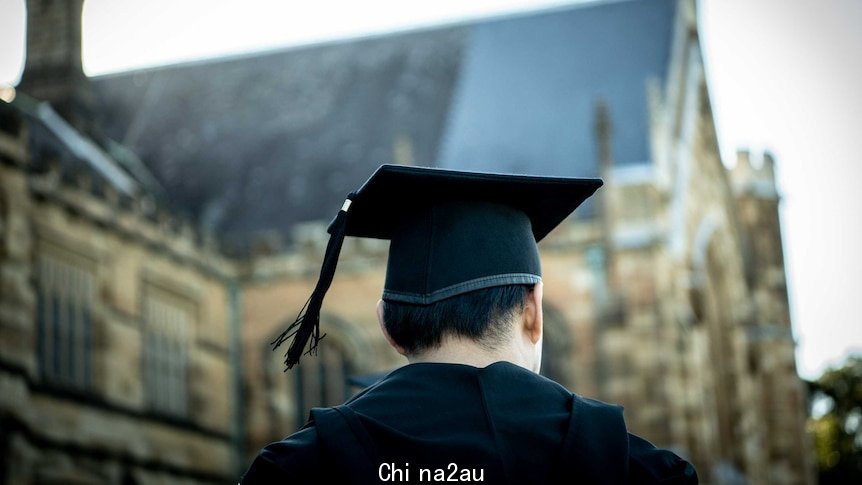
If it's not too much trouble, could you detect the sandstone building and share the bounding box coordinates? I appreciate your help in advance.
[0,2,240,483]
[0,0,814,483]
[0,86,240,484]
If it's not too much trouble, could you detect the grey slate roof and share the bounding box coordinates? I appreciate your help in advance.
[93,28,466,254]
[90,0,676,256]
[439,0,675,175]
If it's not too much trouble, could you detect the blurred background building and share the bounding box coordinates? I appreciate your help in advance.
[0,0,815,483]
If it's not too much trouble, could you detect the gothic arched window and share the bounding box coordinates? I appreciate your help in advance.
[293,337,354,429]
[142,283,194,417]
[540,303,575,388]
[36,245,95,390]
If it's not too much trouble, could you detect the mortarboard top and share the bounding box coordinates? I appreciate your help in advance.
[273,164,602,370]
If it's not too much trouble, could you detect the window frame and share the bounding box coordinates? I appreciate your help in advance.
[140,276,198,418]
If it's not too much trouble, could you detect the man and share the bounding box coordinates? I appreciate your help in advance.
[242,164,698,484]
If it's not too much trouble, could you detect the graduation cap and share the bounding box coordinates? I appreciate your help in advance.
[272,164,602,370]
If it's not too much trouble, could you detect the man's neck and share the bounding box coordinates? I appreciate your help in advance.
[406,335,533,371]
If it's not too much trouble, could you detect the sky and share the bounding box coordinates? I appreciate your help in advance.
[1,0,860,379]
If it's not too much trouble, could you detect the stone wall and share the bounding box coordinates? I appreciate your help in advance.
[0,108,239,484]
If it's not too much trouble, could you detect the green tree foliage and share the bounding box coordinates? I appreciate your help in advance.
[807,354,862,484]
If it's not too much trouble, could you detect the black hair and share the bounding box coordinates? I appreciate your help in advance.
[381,284,533,355]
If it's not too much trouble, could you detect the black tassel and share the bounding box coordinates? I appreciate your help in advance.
[271,194,355,370]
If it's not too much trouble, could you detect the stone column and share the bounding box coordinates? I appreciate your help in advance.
[17,0,95,132]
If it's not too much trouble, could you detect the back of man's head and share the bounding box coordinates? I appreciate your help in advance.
[270,165,600,371]
[381,284,534,356]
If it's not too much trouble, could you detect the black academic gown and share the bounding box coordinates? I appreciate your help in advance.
[242,361,698,484]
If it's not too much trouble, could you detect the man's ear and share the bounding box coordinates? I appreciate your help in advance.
[524,281,544,345]
[377,299,407,356]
